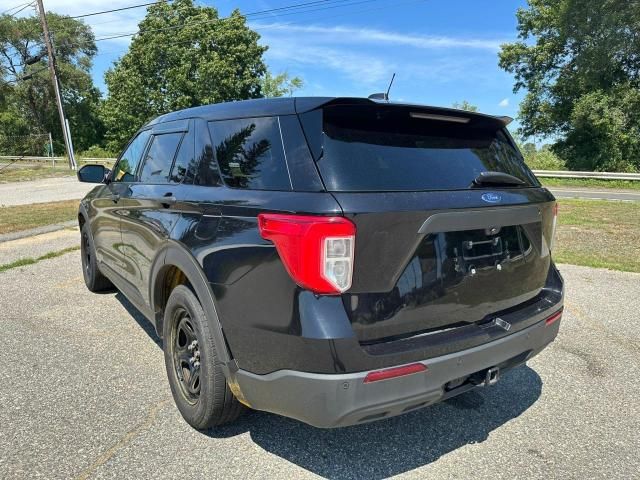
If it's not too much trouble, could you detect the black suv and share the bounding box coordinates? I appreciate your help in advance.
[77,97,564,429]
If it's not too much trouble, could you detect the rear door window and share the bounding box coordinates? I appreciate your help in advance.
[313,105,538,192]
[208,117,291,190]
[194,120,221,187]
[169,128,196,184]
[139,132,183,183]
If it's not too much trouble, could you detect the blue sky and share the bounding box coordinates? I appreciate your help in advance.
[37,0,528,124]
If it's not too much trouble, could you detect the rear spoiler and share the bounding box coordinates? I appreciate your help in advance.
[495,116,514,126]
[294,97,513,128]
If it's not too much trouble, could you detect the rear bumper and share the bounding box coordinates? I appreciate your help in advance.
[235,315,561,428]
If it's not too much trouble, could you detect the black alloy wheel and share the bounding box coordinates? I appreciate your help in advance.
[162,285,245,429]
[171,310,201,404]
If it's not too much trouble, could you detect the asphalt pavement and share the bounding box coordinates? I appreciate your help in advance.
[0,247,638,479]
[0,177,94,206]
[0,227,78,265]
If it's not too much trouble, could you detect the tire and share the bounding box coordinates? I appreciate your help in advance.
[163,285,244,429]
[80,222,113,292]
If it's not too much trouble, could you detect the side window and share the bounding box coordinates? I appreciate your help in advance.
[169,128,196,184]
[139,132,183,184]
[194,120,221,187]
[208,116,291,190]
[113,130,151,183]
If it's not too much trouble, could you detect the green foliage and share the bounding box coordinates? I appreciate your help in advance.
[451,100,478,112]
[499,0,640,172]
[554,87,640,171]
[0,12,103,153]
[102,0,268,152]
[260,71,303,98]
[526,148,566,171]
[520,142,536,159]
[513,136,566,170]
[80,145,116,158]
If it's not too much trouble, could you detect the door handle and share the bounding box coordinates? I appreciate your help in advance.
[160,195,177,206]
[110,193,120,203]
[142,195,177,207]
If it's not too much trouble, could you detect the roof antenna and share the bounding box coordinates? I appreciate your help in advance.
[368,72,396,101]
[385,72,396,99]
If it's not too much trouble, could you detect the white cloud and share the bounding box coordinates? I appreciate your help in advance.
[256,22,509,93]
[252,23,508,52]
[498,98,510,107]
[26,3,511,95]
[265,39,391,88]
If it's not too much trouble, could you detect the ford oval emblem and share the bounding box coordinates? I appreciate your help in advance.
[481,192,502,203]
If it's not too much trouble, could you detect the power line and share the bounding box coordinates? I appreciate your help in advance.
[93,0,382,42]
[50,0,332,41]
[82,0,419,58]
[2,1,35,17]
[53,0,383,45]
[69,1,170,19]
[2,2,29,15]
[2,65,48,83]
[69,0,332,22]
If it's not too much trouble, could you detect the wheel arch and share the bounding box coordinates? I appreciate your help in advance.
[149,241,233,368]
[78,202,89,229]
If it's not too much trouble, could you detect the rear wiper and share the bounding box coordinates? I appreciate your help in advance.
[472,171,526,187]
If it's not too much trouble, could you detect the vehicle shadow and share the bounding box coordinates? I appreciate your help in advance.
[114,293,542,479]
[115,292,162,347]
[204,365,542,479]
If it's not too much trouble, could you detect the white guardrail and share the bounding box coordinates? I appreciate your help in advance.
[532,170,640,181]
[0,155,115,164]
[1,156,639,180]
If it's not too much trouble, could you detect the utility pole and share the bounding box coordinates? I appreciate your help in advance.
[35,0,76,169]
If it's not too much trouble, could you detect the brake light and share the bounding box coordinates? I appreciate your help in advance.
[364,363,427,383]
[258,214,355,294]
[550,202,558,250]
[545,308,563,326]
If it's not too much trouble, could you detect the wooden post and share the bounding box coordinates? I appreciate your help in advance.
[35,0,76,169]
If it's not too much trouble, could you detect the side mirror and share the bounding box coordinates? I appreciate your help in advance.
[77,164,108,184]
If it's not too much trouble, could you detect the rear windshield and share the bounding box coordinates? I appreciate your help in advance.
[313,105,537,192]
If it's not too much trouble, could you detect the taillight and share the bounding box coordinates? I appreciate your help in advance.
[545,308,563,326]
[364,363,428,383]
[257,213,356,294]
[550,202,558,251]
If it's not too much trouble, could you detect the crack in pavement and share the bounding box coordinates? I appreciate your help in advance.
[73,399,172,480]
[564,299,640,354]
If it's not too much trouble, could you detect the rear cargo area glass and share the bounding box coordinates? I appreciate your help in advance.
[316,104,537,192]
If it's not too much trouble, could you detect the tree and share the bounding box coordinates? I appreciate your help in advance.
[102,0,268,151]
[452,100,478,112]
[0,12,103,154]
[260,71,303,98]
[499,0,640,171]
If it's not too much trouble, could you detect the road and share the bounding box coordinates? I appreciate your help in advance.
[0,177,94,206]
[0,244,638,479]
[548,187,640,201]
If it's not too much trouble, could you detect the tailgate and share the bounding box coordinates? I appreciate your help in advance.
[334,190,556,342]
[299,100,556,342]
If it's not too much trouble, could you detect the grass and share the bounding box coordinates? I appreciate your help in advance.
[0,192,637,275]
[541,177,640,191]
[555,198,640,272]
[0,200,79,235]
[0,159,114,183]
[0,162,76,183]
[0,246,80,273]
